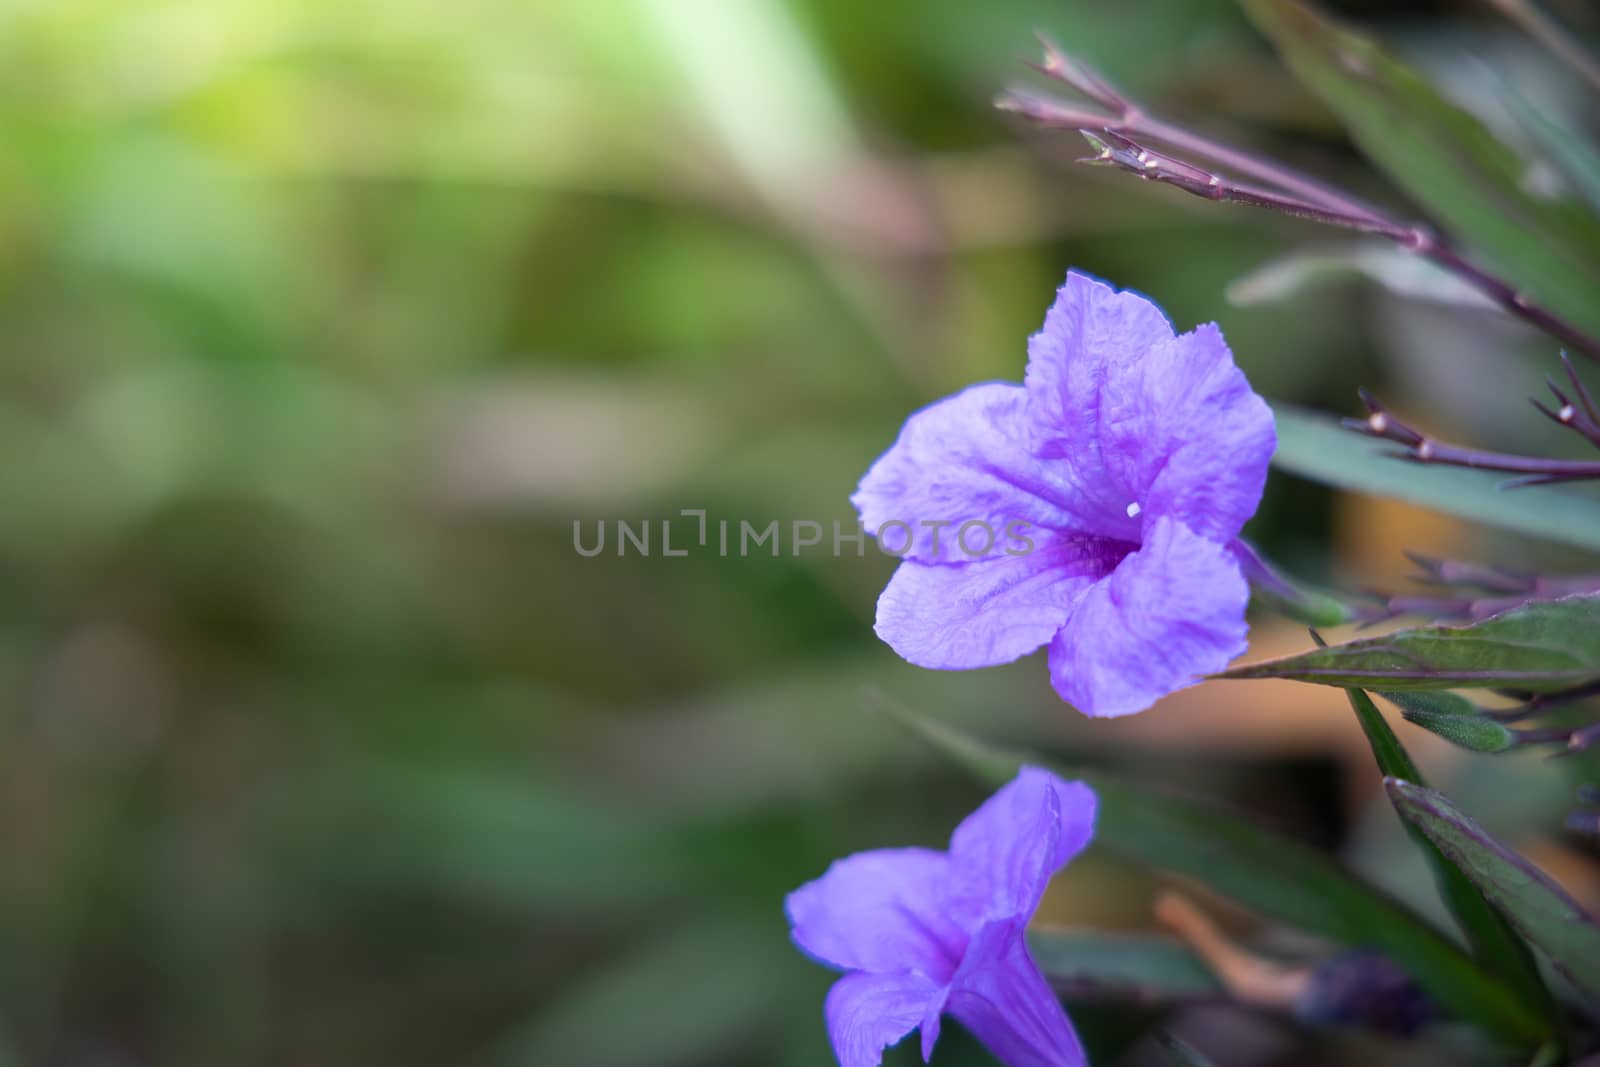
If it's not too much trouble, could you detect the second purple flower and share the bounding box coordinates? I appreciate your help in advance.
[853,270,1275,716]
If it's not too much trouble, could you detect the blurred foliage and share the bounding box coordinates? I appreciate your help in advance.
[0,0,1596,1065]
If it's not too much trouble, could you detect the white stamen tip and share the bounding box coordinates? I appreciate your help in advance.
[1368,412,1388,433]
[1561,404,1576,422]
[1125,502,1142,519]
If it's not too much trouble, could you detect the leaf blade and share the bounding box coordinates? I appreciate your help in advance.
[1221,594,1600,691]
[1344,689,1555,1024]
[1026,929,1220,1000]
[1389,779,1600,1004]
[1270,405,1600,555]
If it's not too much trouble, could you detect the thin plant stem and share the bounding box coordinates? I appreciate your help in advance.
[1347,389,1600,484]
[999,45,1600,361]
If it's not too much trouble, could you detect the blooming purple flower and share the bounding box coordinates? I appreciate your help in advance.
[787,767,1097,1067]
[853,270,1275,716]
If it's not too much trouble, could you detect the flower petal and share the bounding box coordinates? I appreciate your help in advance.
[1023,271,1273,541]
[947,767,1097,925]
[945,918,1088,1067]
[1100,323,1275,542]
[873,537,1128,670]
[1023,271,1175,533]
[824,970,942,1067]
[786,848,963,979]
[1048,516,1250,717]
[851,382,1108,562]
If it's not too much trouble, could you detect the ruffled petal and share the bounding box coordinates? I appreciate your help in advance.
[1048,516,1250,717]
[824,970,942,1067]
[1023,271,1273,541]
[786,848,963,979]
[852,383,1108,562]
[947,767,1097,926]
[1023,271,1175,535]
[1097,323,1274,542]
[945,919,1088,1067]
[873,537,1128,670]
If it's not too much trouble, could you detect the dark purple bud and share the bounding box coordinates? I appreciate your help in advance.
[1293,951,1433,1037]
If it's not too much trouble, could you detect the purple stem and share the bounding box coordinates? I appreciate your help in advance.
[1348,389,1600,484]
[1001,47,1600,361]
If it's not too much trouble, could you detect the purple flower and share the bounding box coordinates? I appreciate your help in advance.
[787,767,1097,1067]
[852,270,1275,716]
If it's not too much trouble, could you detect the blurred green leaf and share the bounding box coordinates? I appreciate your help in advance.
[485,918,780,1067]
[1502,85,1600,216]
[1221,594,1600,690]
[1343,689,1552,1022]
[1388,779,1600,1004]
[1228,243,1495,310]
[1242,0,1600,339]
[1270,406,1600,554]
[1027,929,1219,999]
[266,769,697,915]
[881,700,1549,1044]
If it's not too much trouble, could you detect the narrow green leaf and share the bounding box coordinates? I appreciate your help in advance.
[1229,243,1495,310]
[1346,687,1421,780]
[1242,0,1600,339]
[1270,405,1600,555]
[1378,690,1481,718]
[880,700,1548,1044]
[1400,707,1517,754]
[1220,594,1600,690]
[1345,690,1553,1021]
[1389,779,1600,1003]
[1026,929,1220,999]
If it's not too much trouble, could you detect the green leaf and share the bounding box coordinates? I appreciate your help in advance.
[1398,706,1517,754]
[1502,84,1600,216]
[1270,405,1600,554]
[1389,779,1600,1003]
[879,700,1549,1044]
[1242,0,1600,340]
[1344,690,1553,1021]
[486,918,781,1067]
[1346,687,1422,781]
[1228,243,1495,310]
[1026,929,1220,999]
[1378,690,1480,718]
[1220,594,1600,690]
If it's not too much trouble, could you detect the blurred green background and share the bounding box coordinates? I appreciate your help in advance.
[1,0,1597,1064]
